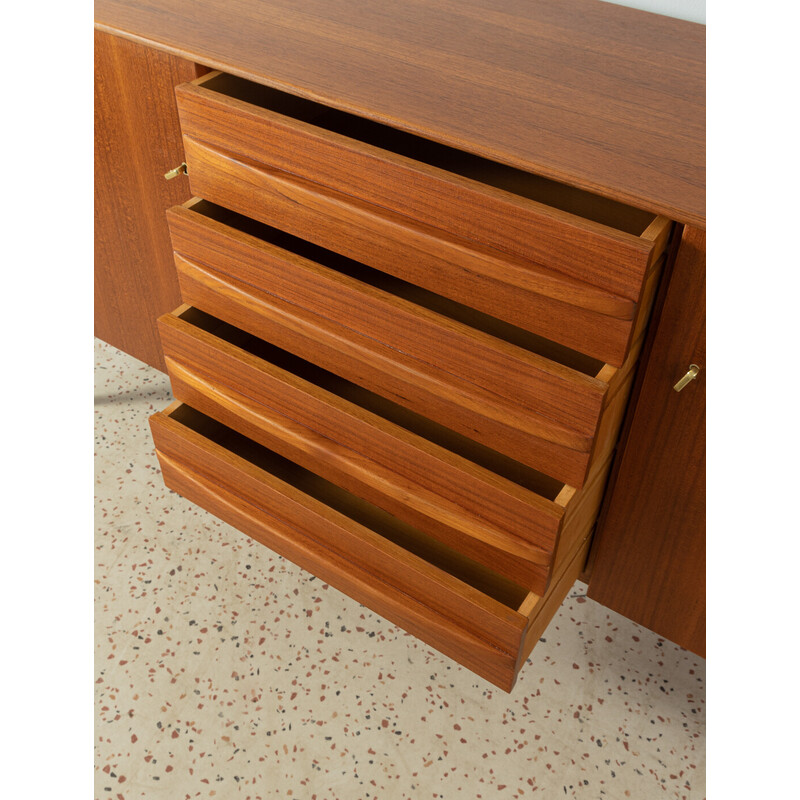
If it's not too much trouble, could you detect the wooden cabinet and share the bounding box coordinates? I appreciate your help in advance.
[149,67,673,689]
[94,30,205,370]
[587,226,706,657]
[94,1,705,689]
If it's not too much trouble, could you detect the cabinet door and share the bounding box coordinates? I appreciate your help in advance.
[94,30,204,370]
[587,225,705,657]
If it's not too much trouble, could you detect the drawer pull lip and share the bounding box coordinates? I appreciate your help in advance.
[164,355,555,567]
[673,364,700,392]
[175,76,663,304]
[164,162,188,180]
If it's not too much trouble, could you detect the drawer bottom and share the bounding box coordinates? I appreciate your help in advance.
[150,401,592,691]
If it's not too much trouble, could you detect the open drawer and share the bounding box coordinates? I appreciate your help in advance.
[149,402,595,691]
[159,304,579,593]
[167,200,629,488]
[175,72,672,366]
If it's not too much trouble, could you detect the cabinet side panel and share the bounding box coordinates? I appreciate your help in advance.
[587,225,705,656]
[94,29,204,370]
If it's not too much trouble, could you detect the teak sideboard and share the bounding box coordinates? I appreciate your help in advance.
[94,0,705,691]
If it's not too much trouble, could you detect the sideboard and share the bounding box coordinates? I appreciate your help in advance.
[95,0,705,690]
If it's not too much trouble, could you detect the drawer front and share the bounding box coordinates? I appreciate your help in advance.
[176,74,662,299]
[159,306,568,593]
[150,402,534,691]
[168,204,612,487]
[176,74,673,367]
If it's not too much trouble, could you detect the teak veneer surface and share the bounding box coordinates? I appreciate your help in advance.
[94,30,204,369]
[94,0,705,227]
[150,403,530,690]
[159,305,568,593]
[177,74,663,299]
[175,88,672,366]
[167,202,629,488]
[150,402,600,690]
[588,225,705,656]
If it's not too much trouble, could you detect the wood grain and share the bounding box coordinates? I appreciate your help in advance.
[150,401,612,689]
[167,204,606,431]
[158,308,567,592]
[94,29,204,370]
[552,451,615,573]
[94,0,705,226]
[150,404,529,690]
[176,74,660,301]
[168,208,617,487]
[516,531,594,675]
[587,226,705,657]
[178,133,663,367]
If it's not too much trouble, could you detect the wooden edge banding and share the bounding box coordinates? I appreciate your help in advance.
[593,238,671,410]
[535,448,614,599]
[583,369,636,479]
[161,399,183,415]
[594,364,617,385]
[514,533,594,682]
[553,485,577,509]
[189,70,223,87]
[517,592,541,617]
[553,449,615,568]
[641,217,674,268]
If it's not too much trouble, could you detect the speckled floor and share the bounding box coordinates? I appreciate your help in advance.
[94,338,705,799]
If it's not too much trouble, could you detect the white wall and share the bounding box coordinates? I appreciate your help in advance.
[601,0,705,24]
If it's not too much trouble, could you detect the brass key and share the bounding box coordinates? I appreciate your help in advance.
[673,364,700,392]
[164,162,188,180]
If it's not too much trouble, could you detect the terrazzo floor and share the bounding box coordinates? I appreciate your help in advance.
[94,338,706,799]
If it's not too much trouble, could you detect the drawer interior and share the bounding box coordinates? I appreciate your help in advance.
[188,200,607,380]
[174,305,567,503]
[199,73,656,236]
[165,402,531,611]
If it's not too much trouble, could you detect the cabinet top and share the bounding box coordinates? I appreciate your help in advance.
[95,0,705,226]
